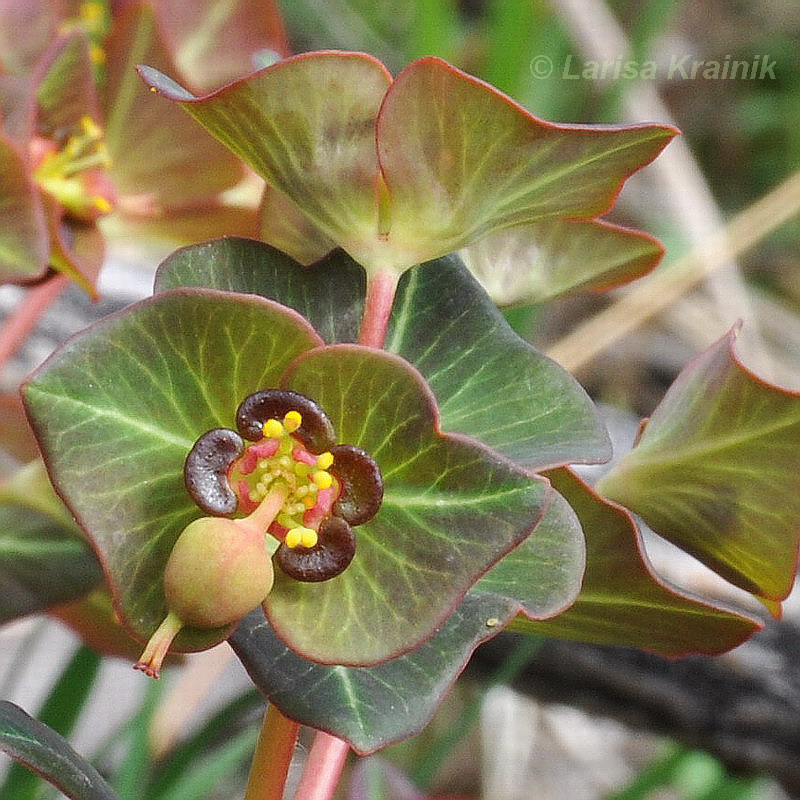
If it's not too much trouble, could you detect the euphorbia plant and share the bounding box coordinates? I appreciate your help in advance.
[3,49,800,800]
[0,0,287,292]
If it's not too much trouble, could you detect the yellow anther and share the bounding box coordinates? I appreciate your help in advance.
[313,470,333,490]
[285,527,318,549]
[285,528,302,548]
[295,484,309,498]
[80,116,102,139]
[92,195,112,214]
[302,495,316,509]
[89,43,106,66]
[262,419,283,438]
[300,528,318,548]
[316,451,334,470]
[283,410,302,432]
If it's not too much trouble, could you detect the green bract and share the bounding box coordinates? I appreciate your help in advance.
[138,51,676,302]
[24,240,603,666]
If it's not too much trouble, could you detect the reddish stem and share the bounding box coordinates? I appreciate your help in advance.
[358,269,397,349]
[293,730,350,800]
[0,274,69,371]
[244,704,301,800]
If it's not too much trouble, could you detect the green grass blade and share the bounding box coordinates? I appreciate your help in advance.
[0,644,100,800]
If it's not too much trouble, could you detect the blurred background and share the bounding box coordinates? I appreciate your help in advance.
[2,1,799,799]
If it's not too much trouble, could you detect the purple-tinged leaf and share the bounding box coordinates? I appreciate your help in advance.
[0,0,62,75]
[35,31,100,137]
[385,255,611,469]
[43,195,103,297]
[154,237,365,344]
[376,57,677,264]
[23,289,324,652]
[0,132,48,282]
[230,593,517,754]
[103,4,244,210]
[269,345,550,665]
[136,0,289,90]
[137,52,390,245]
[512,468,760,656]
[597,326,800,603]
[0,701,121,800]
[460,219,664,306]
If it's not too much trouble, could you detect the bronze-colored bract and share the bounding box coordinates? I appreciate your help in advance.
[236,388,335,451]
[330,444,384,525]
[275,515,356,582]
[184,428,244,515]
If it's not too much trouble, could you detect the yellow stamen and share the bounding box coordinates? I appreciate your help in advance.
[283,410,302,432]
[285,527,318,549]
[262,419,283,438]
[316,451,334,470]
[300,528,318,548]
[285,528,302,549]
[313,470,333,490]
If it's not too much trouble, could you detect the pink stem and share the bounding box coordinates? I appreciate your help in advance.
[244,704,301,800]
[293,731,350,800]
[358,269,397,349]
[0,274,69,371]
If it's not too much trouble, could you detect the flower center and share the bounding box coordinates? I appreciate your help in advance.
[31,116,115,222]
[228,410,339,550]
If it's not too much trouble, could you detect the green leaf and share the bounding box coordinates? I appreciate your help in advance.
[23,289,323,651]
[104,4,244,210]
[144,690,262,800]
[474,487,584,619]
[376,57,677,263]
[230,593,517,754]
[154,237,365,344]
[0,646,101,800]
[384,255,611,468]
[137,52,390,247]
[0,701,121,800]
[269,344,550,665]
[0,462,102,624]
[459,218,664,306]
[0,503,102,623]
[258,182,337,266]
[511,468,760,656]
[597,327,800,602]
[0,132,48,282]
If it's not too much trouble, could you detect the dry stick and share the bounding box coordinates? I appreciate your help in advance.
[0,274,69,371]
[549,0,770,367]
[547,169,800,374]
